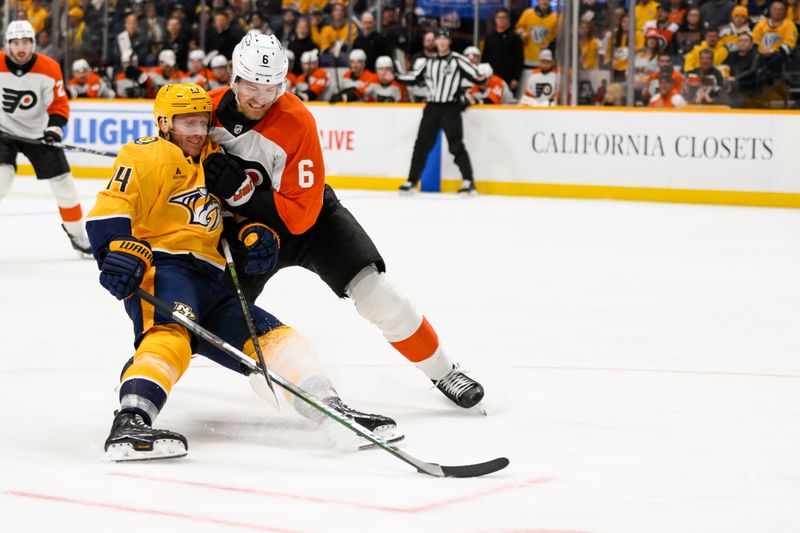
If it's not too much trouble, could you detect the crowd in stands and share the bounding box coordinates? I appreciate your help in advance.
[2,0,799,108]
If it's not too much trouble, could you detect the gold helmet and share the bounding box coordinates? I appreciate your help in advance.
[153,83,213,131]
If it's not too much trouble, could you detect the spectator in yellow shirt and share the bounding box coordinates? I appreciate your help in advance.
[579,20,601,70]
[752,0,797,55]
[318,1,358,60]
[27,0,49,33]
[515,0,558,66]
[635,0,660,32]
[683,28,729,71]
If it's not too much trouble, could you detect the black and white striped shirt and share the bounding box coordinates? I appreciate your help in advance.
[399,52,481,103]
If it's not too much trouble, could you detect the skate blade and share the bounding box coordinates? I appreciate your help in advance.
[358,426,405,450]
[105,439,187,462]
[465,401,488,416]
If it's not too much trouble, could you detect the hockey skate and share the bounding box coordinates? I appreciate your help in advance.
[457,180,477,195]
[323,396,404,448]
[104,411,187,462]
[398,180,416,195]
[433,364,485,410]
[61,224,92,258]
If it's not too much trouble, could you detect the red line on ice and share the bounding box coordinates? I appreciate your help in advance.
[6,490,305,533]
[109,473,552,513]
[511,365,800,379]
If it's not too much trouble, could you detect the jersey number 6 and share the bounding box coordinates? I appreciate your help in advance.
[298,159,314,188]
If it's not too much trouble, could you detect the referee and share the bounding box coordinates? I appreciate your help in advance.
[398,29,483,195]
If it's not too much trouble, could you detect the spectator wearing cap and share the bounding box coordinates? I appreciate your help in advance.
[635,0,660,32]
[333,49,379,102]
[635,28,665,92]
[289,17,317,76]
[648,73,687,107]
[683,28,729,72]
[642,3,680,56]
[115,50,151,98]
[295,49,329,100]
[482,8,524,93]
[164,17,189,71]
[68,7,96,62]
[642,53,684,100]
[352,11,393,72]
[515,0,558,67]
[578,20,601,70]
[521,48,559,106]
[466,63,513,104]
[68,59,115,99]
[701,0,735,32]
[148,49,188,97]
[720,6,752,50]
[27,0,48,33]
[117,13,151,69]
[723,33,759,104]
[207,8,246,60]
[183,49,217,89]
[365,56,409,102]
[685,48,726,104]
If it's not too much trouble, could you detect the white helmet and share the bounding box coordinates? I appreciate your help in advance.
[477,62,493,79]
[231,31,288,85]
[210,54,228,69]
[5,20,36,49]
[189,49,206,62]
[349,49,367,63]
[464,46,481,59]
[285,49,295,62]
[72,59,91,73]
[158,49,177,67]
[300,49,319,65]
[375,56,393,69]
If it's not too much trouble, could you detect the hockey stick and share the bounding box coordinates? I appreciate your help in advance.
[220,238,280,408]
[134,287,509,478]
[0,131,119,158]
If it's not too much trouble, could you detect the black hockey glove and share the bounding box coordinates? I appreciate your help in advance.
[43,126,63,144]
[203,152,254,207]
[238,222,280,275]
[99,236,153,300]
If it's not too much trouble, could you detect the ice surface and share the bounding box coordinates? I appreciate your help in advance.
[1,177,799,533]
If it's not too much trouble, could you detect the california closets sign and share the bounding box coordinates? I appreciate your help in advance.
[444,107,796,193]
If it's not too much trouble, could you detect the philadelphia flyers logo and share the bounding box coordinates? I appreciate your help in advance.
[2,87,37,113]
[169,187,221,231]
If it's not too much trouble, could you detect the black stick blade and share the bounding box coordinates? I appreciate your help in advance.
[440,457,510,478]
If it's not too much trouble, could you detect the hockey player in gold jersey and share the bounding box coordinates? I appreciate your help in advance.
[86,83,397,461]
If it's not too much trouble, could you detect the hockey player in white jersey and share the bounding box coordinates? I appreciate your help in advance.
[520,49,559,107]
[0,20,91,256]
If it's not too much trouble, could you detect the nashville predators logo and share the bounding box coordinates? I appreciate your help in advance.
[172,302,196,321]
[169,187,221,231]
[2,87,38,113]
